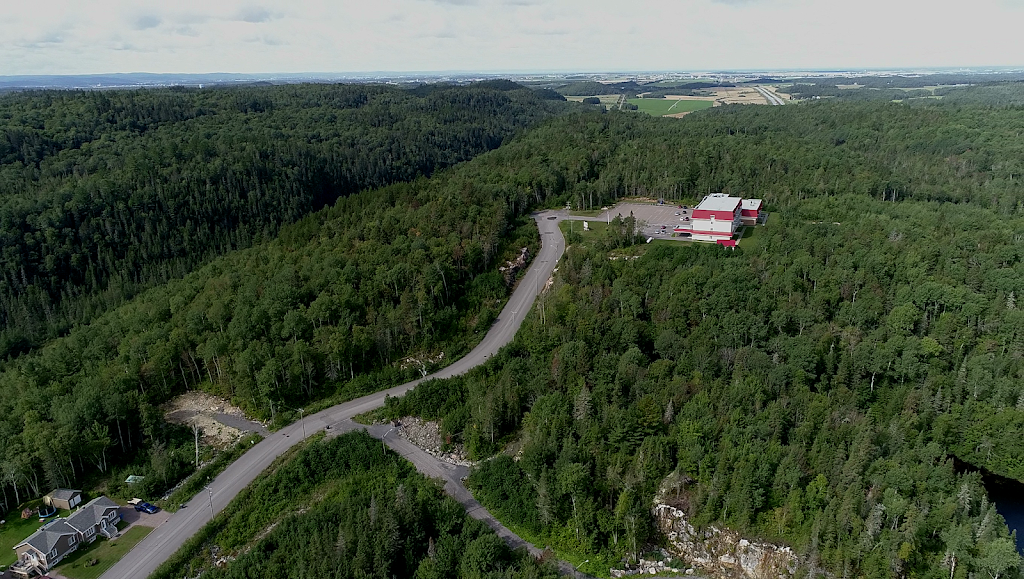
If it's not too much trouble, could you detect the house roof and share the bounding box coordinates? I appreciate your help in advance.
[47,489,82,501]
[741,199,762,210]
[17,520,78,554]
[65,496,119,534]
[696,194,742,213]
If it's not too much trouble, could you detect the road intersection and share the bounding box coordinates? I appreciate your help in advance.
[100,210,568,579]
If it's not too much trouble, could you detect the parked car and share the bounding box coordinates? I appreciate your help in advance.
[134,501,160,514]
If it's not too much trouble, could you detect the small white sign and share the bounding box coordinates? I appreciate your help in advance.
[583,221,589,231]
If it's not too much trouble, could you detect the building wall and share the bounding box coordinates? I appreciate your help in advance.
[691,207,741,240]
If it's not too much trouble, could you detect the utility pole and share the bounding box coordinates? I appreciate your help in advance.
[206,486,214,517]
[193,423,200,468]
[299,408,306,439]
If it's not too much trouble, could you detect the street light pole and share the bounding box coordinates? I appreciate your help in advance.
[573,559,589,579]
[206,486,214,516]
[299,408,305,439]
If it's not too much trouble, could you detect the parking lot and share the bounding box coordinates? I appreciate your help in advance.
[592,202,694,239]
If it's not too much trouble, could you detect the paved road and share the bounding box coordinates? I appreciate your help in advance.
[359,421,596,578]
[101,210,567,579]
[755,86,785,106]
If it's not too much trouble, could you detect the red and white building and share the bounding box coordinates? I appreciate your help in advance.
[688,194,740,242]
[673,193,765,243]
[740,199,763,226]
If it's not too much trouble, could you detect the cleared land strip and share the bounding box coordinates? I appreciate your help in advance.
[755,86,785,105]
[100,211,568,579]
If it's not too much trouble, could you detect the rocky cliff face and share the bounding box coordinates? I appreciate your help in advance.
[654,504,799,579]
[499,247,529,285]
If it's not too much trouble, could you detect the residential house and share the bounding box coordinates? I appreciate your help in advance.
[9,496,121,578]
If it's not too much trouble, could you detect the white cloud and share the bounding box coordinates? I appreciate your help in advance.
[236,6,275,23]
[132,14,162,30]
[0,0,1021,75]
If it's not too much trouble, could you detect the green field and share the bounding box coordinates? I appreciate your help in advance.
[628,98,713,116]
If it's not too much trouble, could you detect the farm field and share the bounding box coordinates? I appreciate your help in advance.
[627,98,713,116]
[645,79,715,87]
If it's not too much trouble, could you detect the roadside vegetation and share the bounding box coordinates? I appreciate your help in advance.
[150,431,559,579]
[159,433,262,512]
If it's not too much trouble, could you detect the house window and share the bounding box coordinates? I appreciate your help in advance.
[70,535,76,545]
[86,527,94,537]
[50,548,57,558]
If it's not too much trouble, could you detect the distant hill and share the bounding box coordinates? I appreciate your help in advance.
[0,81,568,357]
[556,80,644,96]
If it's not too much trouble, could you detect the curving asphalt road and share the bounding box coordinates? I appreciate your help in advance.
[101,210,567,579]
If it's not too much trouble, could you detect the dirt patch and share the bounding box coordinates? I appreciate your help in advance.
[163,392,268,448]
[396,417,472,467]
[685,86,781,106]
[662,94,719,103]
[664,110,698,118]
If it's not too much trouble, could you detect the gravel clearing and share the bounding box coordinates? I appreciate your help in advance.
[163,391,268,448]
[395,416,473,467]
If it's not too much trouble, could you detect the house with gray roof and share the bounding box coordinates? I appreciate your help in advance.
[9,519,80,577]
[65,496,120,541]
[9,496,121,578]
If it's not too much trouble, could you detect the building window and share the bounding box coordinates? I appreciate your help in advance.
[70,535,76,545]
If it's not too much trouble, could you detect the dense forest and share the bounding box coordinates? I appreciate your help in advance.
[0,147,550,511]
[377,100,1024,577]
[0,82,566,357]
[150,431,558,579]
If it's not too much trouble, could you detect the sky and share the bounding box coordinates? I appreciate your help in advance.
[2,0,1023,75]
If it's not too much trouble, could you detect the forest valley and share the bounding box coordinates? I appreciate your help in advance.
[3,81,1024,577]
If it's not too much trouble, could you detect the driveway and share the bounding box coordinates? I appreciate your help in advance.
[117,506,171,533]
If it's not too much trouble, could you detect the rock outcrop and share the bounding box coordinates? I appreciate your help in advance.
[654,504,799,579]
[499,247,529,285]
[396,416,473,467]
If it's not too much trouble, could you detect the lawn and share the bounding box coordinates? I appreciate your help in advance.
[560,219,610,244]
[627,98,713,116]
[0,505,72,567]
[56,525,153,579]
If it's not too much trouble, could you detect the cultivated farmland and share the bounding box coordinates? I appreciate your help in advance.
[627,98,714,116]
